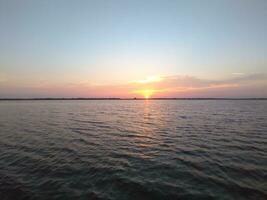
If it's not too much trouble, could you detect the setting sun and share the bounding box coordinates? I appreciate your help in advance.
[134,89,155,99]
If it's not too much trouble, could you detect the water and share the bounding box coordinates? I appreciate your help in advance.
[0,100,266,200]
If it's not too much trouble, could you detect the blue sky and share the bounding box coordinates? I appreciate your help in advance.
[0,0,266,97]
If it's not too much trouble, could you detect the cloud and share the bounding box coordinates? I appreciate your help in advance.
[232,72,245,76]
[129,73,267,97]
[227,73,266,83]
[1,73,266,98]
[131,75,163,84]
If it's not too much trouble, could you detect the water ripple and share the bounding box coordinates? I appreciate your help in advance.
[0,100,267,199]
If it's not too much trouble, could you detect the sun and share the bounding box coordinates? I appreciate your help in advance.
[134,89,155,99]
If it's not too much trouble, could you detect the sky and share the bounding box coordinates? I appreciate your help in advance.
[0,0,266,98]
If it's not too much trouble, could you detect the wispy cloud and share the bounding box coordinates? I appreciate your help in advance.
[132,73,263,88]
[1,73,266,98]
[131,75,163,84]
[128,73,267,97]
[232,72,245,76]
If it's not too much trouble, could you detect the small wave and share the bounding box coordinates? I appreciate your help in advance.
[0,174,37,200]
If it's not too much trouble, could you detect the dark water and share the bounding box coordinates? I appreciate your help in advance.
[0,100,266,200]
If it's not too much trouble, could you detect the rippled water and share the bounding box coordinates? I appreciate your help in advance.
[0,100,267,200]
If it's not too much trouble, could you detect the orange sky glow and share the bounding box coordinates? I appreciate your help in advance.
[1,73,264,98]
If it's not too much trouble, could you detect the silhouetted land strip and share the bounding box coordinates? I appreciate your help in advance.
[0,98,267,101]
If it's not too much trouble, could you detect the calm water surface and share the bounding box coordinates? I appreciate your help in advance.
[0,100,266,200]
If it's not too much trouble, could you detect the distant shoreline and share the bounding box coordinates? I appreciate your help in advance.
[0,98,267,101]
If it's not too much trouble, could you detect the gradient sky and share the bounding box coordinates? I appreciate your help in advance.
[0,0,266,98]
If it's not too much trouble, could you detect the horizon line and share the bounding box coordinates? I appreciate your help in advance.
[0,97,267,101]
